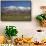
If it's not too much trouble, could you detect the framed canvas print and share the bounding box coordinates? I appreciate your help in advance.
[1,1,31,21]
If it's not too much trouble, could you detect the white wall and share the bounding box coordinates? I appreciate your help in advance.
[0,0,46,41]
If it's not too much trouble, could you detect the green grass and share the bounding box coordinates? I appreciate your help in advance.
[1,13,31,21]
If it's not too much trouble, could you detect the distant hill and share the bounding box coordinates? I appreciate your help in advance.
[1,6,31,14]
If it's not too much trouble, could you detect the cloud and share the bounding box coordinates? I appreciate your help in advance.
[4,6,31,10]
[6,6,17,10]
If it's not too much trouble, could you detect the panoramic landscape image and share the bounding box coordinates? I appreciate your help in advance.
[1,1,31,21]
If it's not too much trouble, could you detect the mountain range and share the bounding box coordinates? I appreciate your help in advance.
[1,6,31,14]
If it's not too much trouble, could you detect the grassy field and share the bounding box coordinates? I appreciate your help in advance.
[1,13,31,21]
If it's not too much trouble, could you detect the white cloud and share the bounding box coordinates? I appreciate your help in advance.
[7,6,17,10]
[4,6,31,10]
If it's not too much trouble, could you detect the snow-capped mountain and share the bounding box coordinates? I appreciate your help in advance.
[2,6,31,14]
[3,6,31,10]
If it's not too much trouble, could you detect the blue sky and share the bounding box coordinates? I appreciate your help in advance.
[1,1,31,7]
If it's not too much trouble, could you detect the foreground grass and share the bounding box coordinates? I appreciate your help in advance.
[1,13,31,21]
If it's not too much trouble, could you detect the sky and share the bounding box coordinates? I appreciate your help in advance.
[1,1,31,7]
[1,0,31,1]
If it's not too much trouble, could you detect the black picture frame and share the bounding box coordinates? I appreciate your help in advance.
[1,1,31,21]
